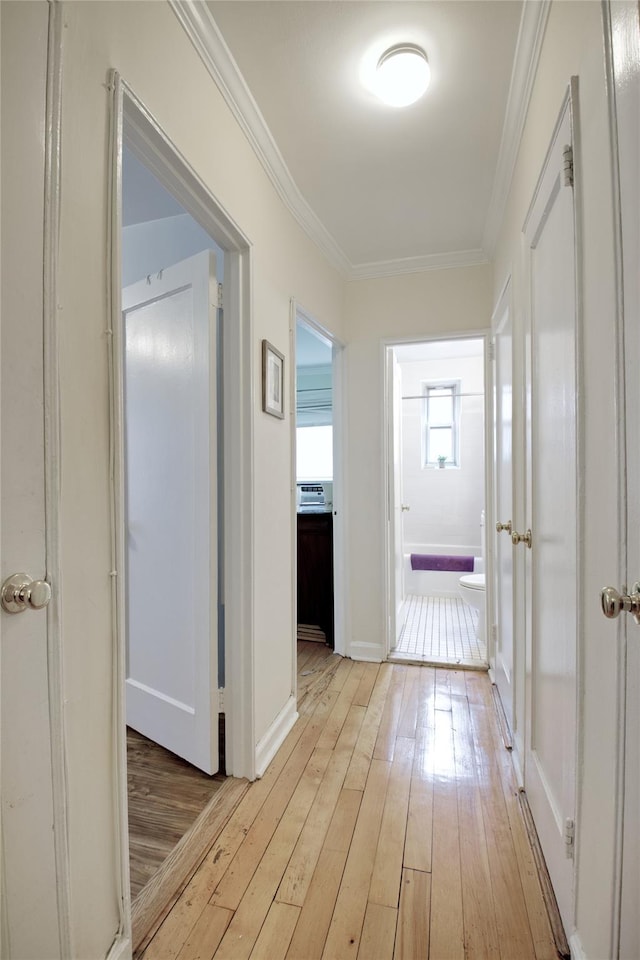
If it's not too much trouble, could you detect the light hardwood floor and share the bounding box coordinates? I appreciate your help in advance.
[140,643,557,959]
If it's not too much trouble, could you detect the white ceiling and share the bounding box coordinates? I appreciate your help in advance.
[205,0,528,277]
[122,146,185,227]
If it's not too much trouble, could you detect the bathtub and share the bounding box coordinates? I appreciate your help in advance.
[403,543,483,598]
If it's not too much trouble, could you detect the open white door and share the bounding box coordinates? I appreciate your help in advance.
[1,3,68,955]
[123,249,219,775]
[522,92,578,931]
[493,285,516,738]
[387,350,406,650]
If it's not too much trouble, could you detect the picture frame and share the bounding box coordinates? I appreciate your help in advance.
[262,339,285,419]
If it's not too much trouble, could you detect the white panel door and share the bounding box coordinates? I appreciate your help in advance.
[123,250,219,775]
[388,350,405,649]
[0,3,65,956]
[493,290,515,737]
[608,3,640,955]
[523,96,577,930]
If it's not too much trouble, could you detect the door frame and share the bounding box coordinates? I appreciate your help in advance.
[290,303,347,664]
[382,331,494,663]
[489,275,520,753]
[603,2,640,955]
[108,74,255,940]
[521,81,583,935]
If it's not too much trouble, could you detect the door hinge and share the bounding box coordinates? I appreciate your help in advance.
[488,339,495,362]
[217,282,223,308]
[491,623,498,644]
[218,687,226,714]
[562,145,574,188]
[564,817,575,856]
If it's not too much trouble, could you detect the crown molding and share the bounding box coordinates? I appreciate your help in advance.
[349,248,489,281]
[482,0,552,257]
[169,0,352,277]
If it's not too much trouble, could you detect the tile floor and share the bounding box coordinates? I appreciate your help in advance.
[392,594,487,668]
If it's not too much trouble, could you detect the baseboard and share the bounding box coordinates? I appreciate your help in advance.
[106,933,132,960]
[348,641,384,663]
[255,695,298,778]
[568,930,586,959]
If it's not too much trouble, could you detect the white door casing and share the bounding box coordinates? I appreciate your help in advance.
[492,282,516,738]
[123,250,219,775]
[523,89,578,931]
[606,3,640,956]
[0,2,70,955]
[390,350,406,648]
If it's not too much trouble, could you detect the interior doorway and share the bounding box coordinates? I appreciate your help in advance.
[120,144,228,897]
[293,310,345,659]
[385,337,488,669]
[109,79,255,945]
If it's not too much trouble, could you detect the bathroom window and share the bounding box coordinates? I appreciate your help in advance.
[422,381,460,467]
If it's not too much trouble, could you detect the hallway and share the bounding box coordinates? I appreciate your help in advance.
[140,644,557,959]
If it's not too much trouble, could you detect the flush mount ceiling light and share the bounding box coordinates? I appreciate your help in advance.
[373,44,430,108]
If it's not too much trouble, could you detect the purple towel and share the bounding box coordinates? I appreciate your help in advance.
[410,553,474,573]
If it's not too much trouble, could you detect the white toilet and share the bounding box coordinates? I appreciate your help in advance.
[458,512,486,644]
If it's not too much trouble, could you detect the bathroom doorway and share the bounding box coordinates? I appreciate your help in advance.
[384,337,488,668]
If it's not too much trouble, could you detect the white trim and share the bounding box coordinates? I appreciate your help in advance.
[348,249,489,281]
[568,930,586,960]
[255,696,298,778]
[106,933,132,960]
[483,0,552,255]
[44,4,72,954]
[108,75,256,938]
[349,642,384,664]
[168,0,351,278]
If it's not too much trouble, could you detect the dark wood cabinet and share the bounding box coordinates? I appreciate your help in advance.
[297,512,334,648]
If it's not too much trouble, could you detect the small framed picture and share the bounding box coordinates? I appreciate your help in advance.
[262,339,285,419]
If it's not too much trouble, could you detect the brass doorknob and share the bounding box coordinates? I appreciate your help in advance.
[1,573,52,614]
[496,520,512,534]
[511,529,532,549]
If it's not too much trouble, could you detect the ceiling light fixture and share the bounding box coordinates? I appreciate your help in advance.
[373,44,430,108]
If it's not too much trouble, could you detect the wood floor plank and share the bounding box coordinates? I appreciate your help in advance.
[248,902,300,960]
[213,747,333,958]
[318,661,367,750]
[352,662,380,708]
[396,670,419,740]
[358,903,397,960]
[323,789,363,854]
[428,672,465,960]
[277,705,365,906]
[394,869,430,960]
[373,666,407,762]
[175,905,233,960]
[403,724,434,873]
[211,695,339,912]
[285,848,348,960]
[415,666,436,729]
[369,737,415,908]
[343,664,393,791]
[450,671,500,959]
[322,759,392,960]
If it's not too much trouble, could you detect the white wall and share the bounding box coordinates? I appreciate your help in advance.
[399,354,484,549]
[122,212,223,287]
[52,2,344,954]
[343,265,493,662]
[491,2,620,955]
